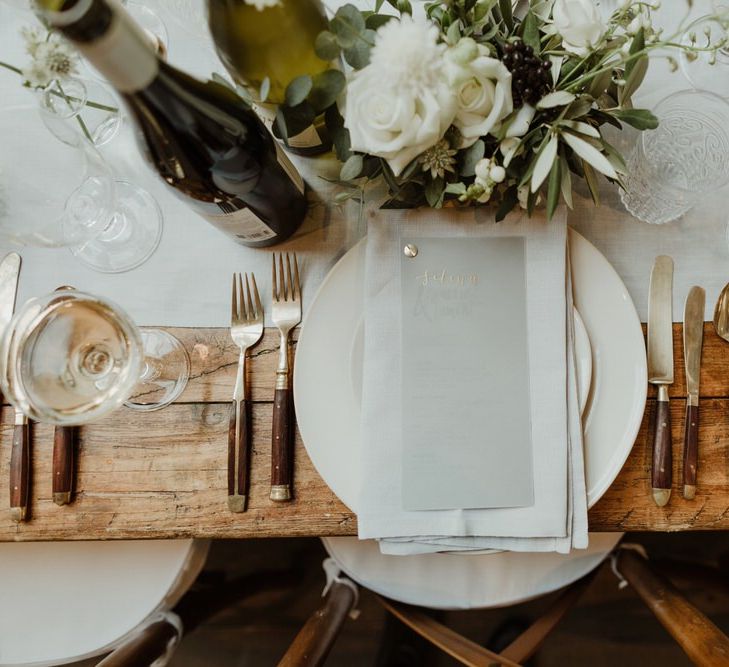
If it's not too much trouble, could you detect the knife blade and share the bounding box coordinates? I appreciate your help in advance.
[0,252,30,522]
[682,286,705,501]
[647,255,674,507]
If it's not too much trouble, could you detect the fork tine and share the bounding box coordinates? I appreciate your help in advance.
[237,272,246,320]
[244,273,254,320]
[231,273,238,323]
[272,253,278,301]
[251,273,262,318]
[279,253,287,301]
[285,253,293,303]
[293,253,301,302]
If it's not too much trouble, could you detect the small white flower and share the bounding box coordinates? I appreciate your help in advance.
[474,157,492,181]
[420,140,457,179]
[550,0,606,56]
[490,165,506,183]
[243,0,281,9]
[20,30,78,87]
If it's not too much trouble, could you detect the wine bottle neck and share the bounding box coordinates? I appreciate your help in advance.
[40,0,159,93]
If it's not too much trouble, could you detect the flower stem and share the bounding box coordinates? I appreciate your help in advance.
[53,79,94,143]
[0,61,23,76]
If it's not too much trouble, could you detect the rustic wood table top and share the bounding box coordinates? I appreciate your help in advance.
[1,322,727,542]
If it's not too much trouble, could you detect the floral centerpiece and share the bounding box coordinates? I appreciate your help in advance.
[273,0,727,219]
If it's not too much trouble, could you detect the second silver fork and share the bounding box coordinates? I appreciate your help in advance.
[229,272,263,513]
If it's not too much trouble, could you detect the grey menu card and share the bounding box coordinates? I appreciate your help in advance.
[400,236,534,511]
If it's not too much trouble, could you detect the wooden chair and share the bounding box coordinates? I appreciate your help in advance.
[96,565,304,667]
[278,546,729,667]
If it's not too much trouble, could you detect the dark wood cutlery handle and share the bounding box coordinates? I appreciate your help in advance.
[228,399,250,513]
[53,426,76,506]
[10,416,30,522]
[651,387,672,507]
[683,402,699,500]
[271,387,293,502]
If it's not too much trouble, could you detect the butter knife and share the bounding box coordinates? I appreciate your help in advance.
[647,256,674,507]
[682,286,705,501]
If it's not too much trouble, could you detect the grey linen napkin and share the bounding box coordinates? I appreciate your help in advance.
[357,207,588,554]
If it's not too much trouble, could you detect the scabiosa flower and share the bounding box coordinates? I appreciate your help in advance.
[420,140,457,179]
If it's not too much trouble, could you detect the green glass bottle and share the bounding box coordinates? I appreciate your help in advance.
[208,0,332,156]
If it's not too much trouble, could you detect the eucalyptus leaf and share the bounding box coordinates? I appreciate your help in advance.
[308,69,346,111]
[613,108,659,130]
[331,126,352,161]
[235,84,254,105]
[330,4,366,49]
[546,158,561,220]
[259,77,270,103]
[365,13,393,29]
[425,177,445,208]
[285,75,313,107]
[562,131,617,179]
[537,90,576,109]
[531,133,558,193]
[340,154,364,180]
[343,31,374,68]
[521,11,540,54]
[460,139,485,177]
[314,31,341,60]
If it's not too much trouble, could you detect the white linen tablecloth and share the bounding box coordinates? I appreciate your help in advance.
[1,0,728,328]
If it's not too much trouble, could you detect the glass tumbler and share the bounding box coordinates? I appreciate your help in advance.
[620,90,729,224]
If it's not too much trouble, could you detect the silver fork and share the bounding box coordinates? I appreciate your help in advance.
[229,272,264,513]
[270,252,302,502]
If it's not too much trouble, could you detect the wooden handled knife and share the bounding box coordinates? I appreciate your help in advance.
[682,286,705,500]
[647,256,674,507]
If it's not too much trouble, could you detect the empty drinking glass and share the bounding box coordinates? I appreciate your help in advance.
[0,290,190,424]
[620,90,729,224]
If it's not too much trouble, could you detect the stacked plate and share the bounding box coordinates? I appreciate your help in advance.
[294,229,647,608]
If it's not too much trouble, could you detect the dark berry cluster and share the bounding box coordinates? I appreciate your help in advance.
[502,40,552,108]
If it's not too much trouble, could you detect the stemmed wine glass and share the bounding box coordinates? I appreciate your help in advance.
[0,289,190,423]
[0,103,162,273]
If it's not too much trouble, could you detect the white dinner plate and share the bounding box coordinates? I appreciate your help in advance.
[322,532,622,609]
[294,228,647,512]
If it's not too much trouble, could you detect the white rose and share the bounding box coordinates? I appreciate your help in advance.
[344,69,455,177]
[552,0,605,56]
[343,15,457,177]
[446,39,513,148]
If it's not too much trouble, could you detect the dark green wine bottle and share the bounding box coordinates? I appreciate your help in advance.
[38,0,308,247]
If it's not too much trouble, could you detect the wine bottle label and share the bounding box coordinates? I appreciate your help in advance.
[274,143,305,195]
[202,205,276,242]
[75,3,159,93]
[286,124,323,149]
